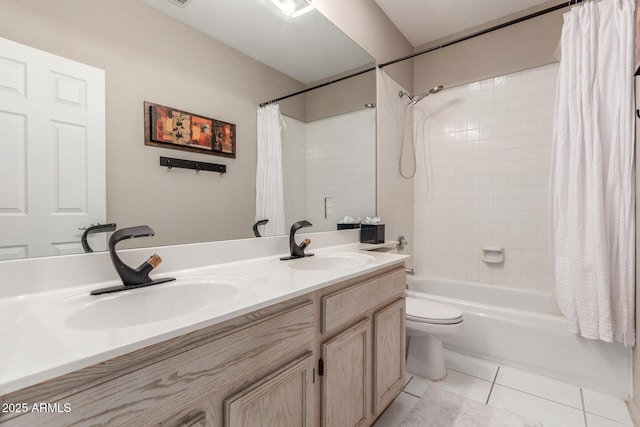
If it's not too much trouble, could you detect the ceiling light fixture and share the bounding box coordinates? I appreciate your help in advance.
[167,0,194,7]
[269,0,314,17]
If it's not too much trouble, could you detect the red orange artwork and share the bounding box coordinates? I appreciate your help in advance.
[144,101,236,158]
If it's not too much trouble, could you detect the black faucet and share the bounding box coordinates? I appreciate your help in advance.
[81,223,116,253]
[253,219,269,237]
[280,220,314,260]
[90,225,175,295]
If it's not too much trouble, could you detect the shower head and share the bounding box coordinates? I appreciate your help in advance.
[399,85,444,105]
[411,85,445,105]
[398,90,415,103]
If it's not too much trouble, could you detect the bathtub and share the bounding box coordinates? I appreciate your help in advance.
[406,276,631,399]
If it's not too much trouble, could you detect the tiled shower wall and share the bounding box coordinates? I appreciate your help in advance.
[281,109,376,231]
[413,63,558,293]
[305,109,376,230]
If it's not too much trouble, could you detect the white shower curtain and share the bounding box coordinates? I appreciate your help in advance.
[255,104,286,237]
[550,0,636,347]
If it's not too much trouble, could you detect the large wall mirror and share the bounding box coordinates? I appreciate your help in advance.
[0,0,375,260]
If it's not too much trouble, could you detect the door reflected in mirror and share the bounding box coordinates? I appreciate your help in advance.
[0,0,375,261]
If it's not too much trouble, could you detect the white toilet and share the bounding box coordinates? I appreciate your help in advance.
[405,296,464,380]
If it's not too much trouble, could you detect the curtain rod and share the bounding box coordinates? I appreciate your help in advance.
[259,66,375,108]
[258,1,582,107]
[378,0,583,69]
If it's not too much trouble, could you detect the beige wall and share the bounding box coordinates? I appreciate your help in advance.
[412,3,563,92]
[278,67,376,123]
[313,0,416,260]
[313,0,413,90]
[376,70,415,264]
[0,0,305,247]
[304,68,376,122]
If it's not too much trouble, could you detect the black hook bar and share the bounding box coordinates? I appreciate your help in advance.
[160,156,225,175]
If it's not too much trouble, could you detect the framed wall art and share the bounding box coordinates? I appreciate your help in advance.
[144,101,236,158]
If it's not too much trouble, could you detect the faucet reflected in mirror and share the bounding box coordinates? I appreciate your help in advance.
[252,219,269,238]
[280,220,314,260]
[81,223,117,253]
[0,2,375,261]
[90,226,175,295]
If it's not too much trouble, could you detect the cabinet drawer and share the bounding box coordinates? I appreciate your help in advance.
[322,267,404,333]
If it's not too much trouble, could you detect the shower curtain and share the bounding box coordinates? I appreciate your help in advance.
[550,0,636,346]
[255,104,286,237]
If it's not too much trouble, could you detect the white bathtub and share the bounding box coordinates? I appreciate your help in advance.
[406,276,631,399]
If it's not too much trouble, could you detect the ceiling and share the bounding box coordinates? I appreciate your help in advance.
[139,0,374,84]
[374,0,554,47]
[140,0,556,84]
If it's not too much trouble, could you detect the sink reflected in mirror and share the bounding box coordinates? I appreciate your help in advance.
[22,275,255,330]
[286,253,375,271]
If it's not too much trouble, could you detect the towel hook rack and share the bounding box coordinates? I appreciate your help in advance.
[160,156,226,175]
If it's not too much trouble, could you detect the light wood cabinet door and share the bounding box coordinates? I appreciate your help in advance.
[373,298,406,416]
[159,410,208,427]
[224,353,315,427]
[321,319,371,427]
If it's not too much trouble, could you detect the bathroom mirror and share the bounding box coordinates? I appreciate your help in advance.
[0,0,375,260]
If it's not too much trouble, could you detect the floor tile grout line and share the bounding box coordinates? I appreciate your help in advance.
[402,390,423,399]
[582,408,633,425]
[402,380,628,426]
[448,367,498,383]
[403,376,414,389]
[580,388,588,427]
[494,382,585,411]
[485,366,500,405]
[447,351,631,424]
[411,355,630,422]
[402,376,425,399]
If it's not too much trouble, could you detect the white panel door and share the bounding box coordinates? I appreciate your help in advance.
[0,37,106,260]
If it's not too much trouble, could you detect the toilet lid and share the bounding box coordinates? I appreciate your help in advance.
[406,297,463,325]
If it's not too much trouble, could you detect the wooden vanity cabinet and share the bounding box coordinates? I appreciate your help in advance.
[0,299,316,427]
[373,298,406,415]
[321,319,371,427]
[318,266,406,427]
[1,263,405,427]
[224,352,315,427]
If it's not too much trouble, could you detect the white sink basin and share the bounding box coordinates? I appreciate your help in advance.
[287,253,375,271]
[23,275,254,330]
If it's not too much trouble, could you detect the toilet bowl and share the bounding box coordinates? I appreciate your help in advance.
[405,296,464,380]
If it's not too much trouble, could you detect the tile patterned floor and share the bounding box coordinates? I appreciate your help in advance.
[373,350,634,427]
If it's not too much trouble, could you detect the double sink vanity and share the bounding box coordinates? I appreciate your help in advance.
[0,229,408,426]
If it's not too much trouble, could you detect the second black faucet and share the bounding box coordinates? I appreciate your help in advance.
[280,220,314,260]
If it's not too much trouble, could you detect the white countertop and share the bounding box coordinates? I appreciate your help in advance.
[0,241,407,395]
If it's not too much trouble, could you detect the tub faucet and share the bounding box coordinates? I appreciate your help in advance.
[281,220,314,260]
[90,225,175,295]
